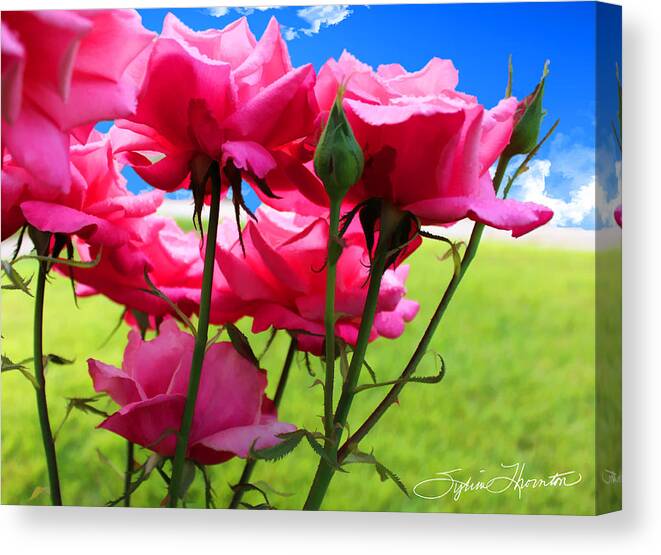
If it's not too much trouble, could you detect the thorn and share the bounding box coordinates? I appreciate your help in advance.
[65,238,79,308]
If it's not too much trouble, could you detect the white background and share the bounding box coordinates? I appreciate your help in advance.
[1,0,659,553]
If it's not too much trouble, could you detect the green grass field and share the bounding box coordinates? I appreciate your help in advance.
[1,238,604,514]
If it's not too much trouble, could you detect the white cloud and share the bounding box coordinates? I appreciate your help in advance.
[548,133,595,194]
[514,159,596,227]
[506,132,622,229]
[208,7,230,18]
[207,5,353,40]
[294,5,353,37]
[208,6,277,17]
[236,6,280,15]
[282,26,299,41]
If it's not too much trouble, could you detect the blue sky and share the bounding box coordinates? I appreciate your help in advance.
[126,2,622,229]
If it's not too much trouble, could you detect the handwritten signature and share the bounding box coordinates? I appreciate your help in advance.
[413,462,583,501]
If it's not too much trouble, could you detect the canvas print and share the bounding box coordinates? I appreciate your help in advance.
[0,2,622,514]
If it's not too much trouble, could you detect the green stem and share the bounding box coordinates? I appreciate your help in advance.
[337,156,512,463]
[33,255,62,505]
[123,441,134,507]
[274,337,298,407]
[168,166,222,507]
[228,336,297,509]
[303,203,401,511]
[338,224,484,461]
[323,202,342,438]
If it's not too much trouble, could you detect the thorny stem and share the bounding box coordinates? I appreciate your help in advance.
[123,441,134,507]
[168,164,222,507]
[33,245,63,505]
[323,202,342,438]
[338,155,512,463]
[303,202,403,510]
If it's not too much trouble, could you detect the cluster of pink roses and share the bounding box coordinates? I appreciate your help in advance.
[1,9,553,497]
[212,205,420,355]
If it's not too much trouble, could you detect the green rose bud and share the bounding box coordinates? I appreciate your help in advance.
[503,60,549,158]
[314,86,365,203]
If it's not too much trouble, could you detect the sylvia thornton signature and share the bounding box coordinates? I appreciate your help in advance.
[413,462,583,501]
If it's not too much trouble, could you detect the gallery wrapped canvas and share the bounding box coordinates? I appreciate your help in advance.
[0,2,621,515]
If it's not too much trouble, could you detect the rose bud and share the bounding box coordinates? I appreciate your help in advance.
[503,60,549,158]
[314,86,365,203]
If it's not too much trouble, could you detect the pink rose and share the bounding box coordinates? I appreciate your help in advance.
[88,319,296,464]
[112,14,318,200]
[614,204,622,227]
[212,206,420,354]
[1,10,154,192]
[1,132,163,243]
[66,215,212,321]
[297,52,553,237]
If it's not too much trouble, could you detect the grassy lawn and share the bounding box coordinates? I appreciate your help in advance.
[1,238,602,514]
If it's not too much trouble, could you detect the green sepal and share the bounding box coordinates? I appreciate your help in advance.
[343,448,409,497]
[314,85,365,202]
[176,460,197,499]
[1,260,33,296]
[249,429,305,462]
[353,354,446,394]
[141,269,196,334]
[1,354,39,389]
[226,323,259,366]
[503,60,550,158]
[249,429,344,471]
